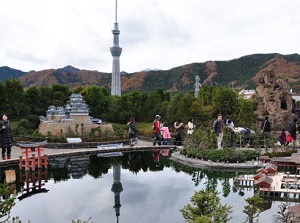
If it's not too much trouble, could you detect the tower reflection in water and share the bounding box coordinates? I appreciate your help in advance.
[111,165,123,223]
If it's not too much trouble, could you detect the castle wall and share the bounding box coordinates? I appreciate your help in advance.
[38,121,114,137]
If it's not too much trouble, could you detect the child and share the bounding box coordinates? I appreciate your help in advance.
[161,121,171,145]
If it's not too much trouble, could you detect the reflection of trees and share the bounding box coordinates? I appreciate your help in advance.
[48,167,70,182]
[88,156,111,178]
[38,151,255,202]
[221,178,231,197]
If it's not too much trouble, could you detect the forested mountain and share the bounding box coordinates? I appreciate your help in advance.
[0,66,26,81]
[1,53,300,93]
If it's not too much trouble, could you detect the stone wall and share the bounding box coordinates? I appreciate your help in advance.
[38,121,114,137]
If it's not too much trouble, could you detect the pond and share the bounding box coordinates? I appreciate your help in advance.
[1,150,298,223]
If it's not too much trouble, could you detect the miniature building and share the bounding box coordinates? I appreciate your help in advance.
[254,175,273,191]
[256,168,268,175]
[253,172,264,180]
[38,93,113,137]
[265,164,278,176]
[270,152,300,171]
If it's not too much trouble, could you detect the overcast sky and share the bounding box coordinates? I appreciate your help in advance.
[1,0,299,73]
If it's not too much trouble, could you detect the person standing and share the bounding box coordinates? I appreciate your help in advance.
[224,116,234,147]
[261,115,271,147]
[127,117,138,146]
[261,115,271,138]
[279,129,287,146]
[244,128,251,147]
[288,117,298,149]
[153,115,161,146]
[213,115,223,149]
[0,114,13,160]
[187,118,196,135]
[174,118,184,146]
[161,121,171,145]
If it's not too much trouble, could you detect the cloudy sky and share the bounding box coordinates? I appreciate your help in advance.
[1,0,299,73]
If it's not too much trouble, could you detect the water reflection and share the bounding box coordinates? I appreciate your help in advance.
[18,170,49,201]
[3,150,293,222]
[111,165,123,223]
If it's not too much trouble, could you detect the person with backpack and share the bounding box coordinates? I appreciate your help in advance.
[127,117,138,146]
[153,115,161,146]
[213,114,223,149]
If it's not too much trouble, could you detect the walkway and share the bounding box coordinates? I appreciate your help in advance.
[0,139,175,167]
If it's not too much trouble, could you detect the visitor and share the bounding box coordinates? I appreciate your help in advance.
[153,115,161,146]
[0,114,13,160]
[213,114,223,149]
[174,118,184,146]
[288,117,298,149]
[244,128,251,147]
[279,129,287,146]
[127,117,138,146]
[161,121,171,145]
[261,115,271,147]
[186,118,196,135]
[225,116,235,147]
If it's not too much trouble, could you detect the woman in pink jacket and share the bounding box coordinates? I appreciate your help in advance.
[161,121,171,145]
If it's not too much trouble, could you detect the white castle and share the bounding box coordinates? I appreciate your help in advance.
[38,93,112,137]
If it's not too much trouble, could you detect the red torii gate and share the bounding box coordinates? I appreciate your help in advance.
[17,141,48,171]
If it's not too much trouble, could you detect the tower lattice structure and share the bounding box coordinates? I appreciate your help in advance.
[110,0,122,96]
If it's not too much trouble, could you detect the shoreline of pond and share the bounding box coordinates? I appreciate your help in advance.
[170,151,262,171]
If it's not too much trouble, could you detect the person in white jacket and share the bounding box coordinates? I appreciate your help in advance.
[187,118,196,135]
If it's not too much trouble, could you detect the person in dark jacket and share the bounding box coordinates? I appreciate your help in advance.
[288,117,298,149]
[213,115,223,149]
[0,114,13,160]
[128,117,138,146]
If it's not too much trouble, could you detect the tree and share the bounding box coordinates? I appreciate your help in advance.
[82,86,111,118]
[0,182,15,221]
[243,194,264,223]
[212,86,239,118]
[180,188,232,223]
[273,202,300,223]
[3,79,25,117]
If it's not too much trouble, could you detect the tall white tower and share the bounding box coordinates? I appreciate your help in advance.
[194,75,201,97]
[110,0,122,96]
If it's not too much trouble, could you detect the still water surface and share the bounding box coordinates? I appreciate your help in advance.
[5,150,294,223]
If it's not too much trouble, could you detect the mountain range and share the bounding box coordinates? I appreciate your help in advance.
[1,53,300,93]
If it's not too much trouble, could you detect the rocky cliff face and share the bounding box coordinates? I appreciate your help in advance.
[253,64,294,131]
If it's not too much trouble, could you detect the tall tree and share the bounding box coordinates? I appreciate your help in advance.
[3,79,25,117]
[212,87,239,118]
[82,86,111,118]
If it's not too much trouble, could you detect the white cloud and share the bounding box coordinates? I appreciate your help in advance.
[0,0,299,73]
